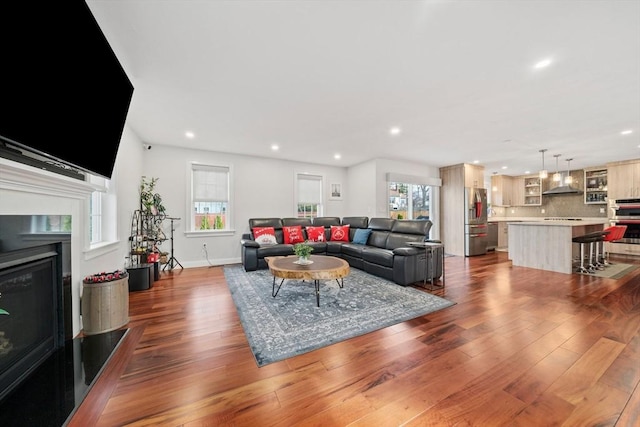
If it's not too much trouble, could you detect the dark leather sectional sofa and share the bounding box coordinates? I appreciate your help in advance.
[240,216,443,286]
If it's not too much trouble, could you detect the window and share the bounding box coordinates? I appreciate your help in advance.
[89,191,103,244]
[388,182,431,221]
[191,163,230,231]
[296,173,323,218]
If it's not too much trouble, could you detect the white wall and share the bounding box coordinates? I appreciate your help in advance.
[139,145,348,267]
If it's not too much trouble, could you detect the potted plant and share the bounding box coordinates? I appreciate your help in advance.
[140,176,166,216]
[293,242,314,262]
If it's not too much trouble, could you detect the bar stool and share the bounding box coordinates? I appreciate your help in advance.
[601,225,627,266]
[572,231,609,274]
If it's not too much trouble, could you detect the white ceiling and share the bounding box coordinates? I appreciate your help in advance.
[87,0,640,178]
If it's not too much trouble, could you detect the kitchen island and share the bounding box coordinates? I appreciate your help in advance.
[508,219,609,274]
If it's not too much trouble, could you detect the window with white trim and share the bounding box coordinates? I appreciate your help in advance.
[191,163,230,231]
[388,182,432,221]
[296,173,323,218]
[89,191,103,244]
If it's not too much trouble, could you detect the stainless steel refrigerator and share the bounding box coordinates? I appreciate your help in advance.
[464,188,488,256]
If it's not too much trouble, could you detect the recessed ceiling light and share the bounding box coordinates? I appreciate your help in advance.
[389,126,401,136]
[501,166,508,170]
[334,153,341,160]
[185,131,195,139]
[621,130,633,135]
[524,170,531,174]
[534,58,552,69]
[271,144,279,151]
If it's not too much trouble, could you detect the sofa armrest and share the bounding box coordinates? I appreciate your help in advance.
[240,239,260,249]
[392,247,420,256]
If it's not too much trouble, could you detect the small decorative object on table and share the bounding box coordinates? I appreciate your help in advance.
[83,269,128,284]
[293,242,314,264]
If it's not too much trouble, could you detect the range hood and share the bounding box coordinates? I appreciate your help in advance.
[542,185,584,195]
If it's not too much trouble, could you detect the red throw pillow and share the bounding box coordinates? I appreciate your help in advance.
[283,225,305,244]
[305,226,326,242]
[253,227,277,246]
[330,225,350,242]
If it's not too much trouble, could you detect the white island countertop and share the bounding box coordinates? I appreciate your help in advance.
[507,219,609,274]
[488,216,608,223]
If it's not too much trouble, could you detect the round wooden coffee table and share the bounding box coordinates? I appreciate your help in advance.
[265,255,350,307]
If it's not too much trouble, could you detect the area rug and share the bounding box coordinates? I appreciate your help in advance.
[579,263,639,279]
[223,265,455,367]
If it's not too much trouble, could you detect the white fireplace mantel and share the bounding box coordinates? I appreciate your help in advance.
[1,157,105,336]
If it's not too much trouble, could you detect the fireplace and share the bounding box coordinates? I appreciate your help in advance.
[0,242,66,402]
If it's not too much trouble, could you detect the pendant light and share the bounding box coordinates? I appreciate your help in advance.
[552,154,562,182]
[564,158,573,184]
[539,149,548,179]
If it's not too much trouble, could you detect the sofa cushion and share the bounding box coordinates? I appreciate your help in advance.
[283,225,305,244]
[282,218,313,227]
[253,227,277,246]
[352,228,372,245]
[341,216,369,228]
[391,219,432,236]
[257,244,294,257]
[341,242,366,258]
[312,217,341,227]
[362,247,394,268]
[330,225,350,242]
[305,226,326,242]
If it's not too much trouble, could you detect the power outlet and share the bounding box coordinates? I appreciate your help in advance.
[511,209,515,214]
[541,209,545,214]
[600,207,605,214]
[202,243,207,258]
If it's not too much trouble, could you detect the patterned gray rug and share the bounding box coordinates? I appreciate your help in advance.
[223,265,455,367]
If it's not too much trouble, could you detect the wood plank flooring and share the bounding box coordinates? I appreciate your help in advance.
[68,252,640,426]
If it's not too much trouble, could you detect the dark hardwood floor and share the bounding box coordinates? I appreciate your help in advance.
[68,252,640,426]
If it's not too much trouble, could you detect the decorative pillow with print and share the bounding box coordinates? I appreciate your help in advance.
[330,225,350,242]
[305,226,326,242]
[283,225,305,244]
[253,227,278,246]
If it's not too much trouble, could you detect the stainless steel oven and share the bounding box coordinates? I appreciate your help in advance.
[611,198,640,244]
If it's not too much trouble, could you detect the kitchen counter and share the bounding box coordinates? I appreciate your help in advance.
[488,217,608,222]
[508,219,609,274]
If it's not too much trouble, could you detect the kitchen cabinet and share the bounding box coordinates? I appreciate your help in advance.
[584,167,607,204]
[511,177,525,206]
[607,159,640,199]
[523,176,542,205]
[464,164,485,188]
[491,175,514,206]
[440,163,486,256]
[497,221,509,249]
[491,174,541,207]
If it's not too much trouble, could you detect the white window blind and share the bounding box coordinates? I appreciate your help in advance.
[193,165,229,202]
[298,174,322,203]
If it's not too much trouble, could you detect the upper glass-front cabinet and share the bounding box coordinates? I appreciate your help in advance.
[584,168,607,204]
[523,176,541,206]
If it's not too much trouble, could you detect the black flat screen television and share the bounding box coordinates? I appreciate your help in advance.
[0,1,134,180]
